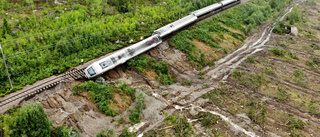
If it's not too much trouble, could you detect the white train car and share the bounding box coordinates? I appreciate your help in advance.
[84,35,162,79]
[153,15,198,38]
[191,3,223,17]
[84,0,241,79]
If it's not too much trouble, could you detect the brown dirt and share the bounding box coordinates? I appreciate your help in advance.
[144,69,158,81]
[109,91,132,113]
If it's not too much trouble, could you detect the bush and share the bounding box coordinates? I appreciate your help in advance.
[129,109,141,124]
[3,103,52,137]
[134,93,146,112]
[277,86,289,102]
[173,117,193,137]
[270,48,286,57]
[246,56,259,63]
[196,112,220,128]
[120,128,135,137]
[287,115,305,130]
[248,100,267,125]
[310,43,320,50]
[55,126,81,137]
[287,6,302,25]
[96,130,114,137]
[273,21,291,35]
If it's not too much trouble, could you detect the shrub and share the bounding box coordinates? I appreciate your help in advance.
[196,112,220,128]
[3,103,52,137]
[129,109,141,124]
[287,115,305,130]
[248,100,267,125]
[287,6,302,25]
[181,80,192,86]
[96,130,115,137]
[277,86,289,102]
[117,117,125,125]
[310,43,320,50]
[55,126,81,137]
[270,48,286,57]
[273,21,291,35]
[134,93,146,112]
[246,56,259,63]
[173,117,193,137]
[158,73,173,85]
[288,50,299,60]
[120,128,135,137]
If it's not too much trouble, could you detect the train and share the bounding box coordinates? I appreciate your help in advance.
[84,0,240,79]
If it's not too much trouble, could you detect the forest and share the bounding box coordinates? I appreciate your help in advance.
[0,0,223,96]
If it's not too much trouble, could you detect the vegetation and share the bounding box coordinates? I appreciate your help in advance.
[127,55,174,85]
[306,58,320,72]
[129,93,146,124]
[120,128,136,137]
[0,0,219,96]
[55,126,81,137]
[96,130,115,137]
[273,21,291,35]
[194,112,220,128]
[248,100,267,125]
[246,56,259,64]
[0,103,80,137]
[202,88,226,108]
[277,86,289,102]
[270,48,286,57]
[292,69,307,88]
[287,6,302,25]
[181,80,192,86]
[73,80,135,116]
[165,114,193,137]
[2,103,52,137]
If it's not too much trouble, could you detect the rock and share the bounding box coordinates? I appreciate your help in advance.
[189,108,199,116]
[107,70,120,78]
[149,81,160,87]
[291,26,298,36]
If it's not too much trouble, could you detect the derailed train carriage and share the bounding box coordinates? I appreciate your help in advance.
[84,0,240,79]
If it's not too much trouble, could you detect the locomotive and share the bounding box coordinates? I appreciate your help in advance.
[84,0,240,79]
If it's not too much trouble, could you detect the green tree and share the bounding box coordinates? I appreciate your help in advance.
[3,103,52,137]
[1,18,12,38]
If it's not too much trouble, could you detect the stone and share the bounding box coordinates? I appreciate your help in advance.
[189,108,199,116]
[291,26,298,36]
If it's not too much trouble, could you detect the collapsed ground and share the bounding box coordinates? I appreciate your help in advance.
[1,0,320,136]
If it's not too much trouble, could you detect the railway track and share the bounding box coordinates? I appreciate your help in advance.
[0,67,86,108]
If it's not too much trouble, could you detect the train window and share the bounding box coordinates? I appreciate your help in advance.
[87,67,96,76]
[99,58,114,69]
[127,48,135,56]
